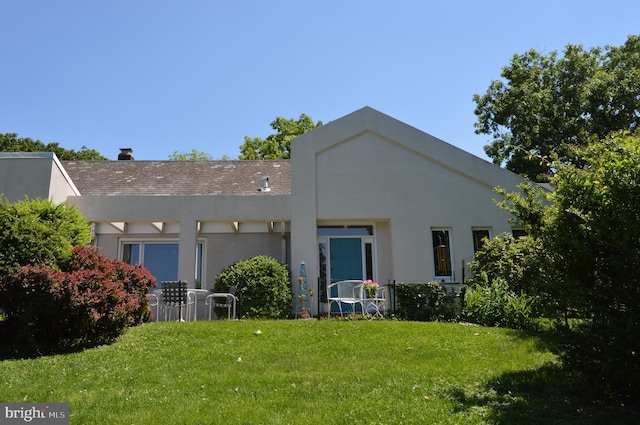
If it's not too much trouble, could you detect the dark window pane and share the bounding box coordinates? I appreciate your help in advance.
[318,242,327,302]
[144,243,179,284]
[123,243,140,265]
[432,230,452,277]
[472,229,490,253]
[365,242,373,280]
[317,226,373,236]
[512,229,528,238]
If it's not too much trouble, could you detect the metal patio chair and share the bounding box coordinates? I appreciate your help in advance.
[146,291,160,321]
[161,280,189,321]
[327,280,364,316]
[205,286,237,320]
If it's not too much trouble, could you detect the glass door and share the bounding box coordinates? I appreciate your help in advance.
[329,238,363,282]
[317,226,376,315]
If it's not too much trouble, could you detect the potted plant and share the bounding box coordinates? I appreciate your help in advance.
[363,280,379,298]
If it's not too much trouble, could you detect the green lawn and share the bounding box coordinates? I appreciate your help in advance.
[0,320,636,424]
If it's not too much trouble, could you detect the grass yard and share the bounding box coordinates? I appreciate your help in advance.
[0,320,636,424]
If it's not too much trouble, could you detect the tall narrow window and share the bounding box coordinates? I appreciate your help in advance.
[431,229,452,278]
[365,242,373,281]
[122,243,140,266]
[195,243,203,286]
[318,242,327,302]
[472,229,490,253]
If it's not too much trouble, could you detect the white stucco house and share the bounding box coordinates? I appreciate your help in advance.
[0,107,527,316]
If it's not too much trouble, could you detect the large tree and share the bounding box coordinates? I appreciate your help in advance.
[239,114,322,160]
[473,35,640,180]
[473,129,640,398]
[0,133,107,160]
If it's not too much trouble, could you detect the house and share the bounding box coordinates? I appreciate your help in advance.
[0,107,526,316]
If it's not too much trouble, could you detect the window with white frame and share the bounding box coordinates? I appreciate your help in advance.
[431,229,453,280]
[121,241,203,287]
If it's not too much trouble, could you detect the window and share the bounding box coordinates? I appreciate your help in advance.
[122,243,140,266]
[121,241,203,287]
[472,229,491,253]
[317,226,373,236]
[318,242,327,302]
[431,229,452,278]
[364,241,373,281]
[512,229,528,238]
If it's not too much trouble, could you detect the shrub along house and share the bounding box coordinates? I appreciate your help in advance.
[0,107,526,317]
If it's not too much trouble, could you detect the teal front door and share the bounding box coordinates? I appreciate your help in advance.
[330,238,362,281]
[318,226,376,315]
[329,238,363,313]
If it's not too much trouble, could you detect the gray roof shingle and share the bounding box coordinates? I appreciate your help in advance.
[61,160,290,196]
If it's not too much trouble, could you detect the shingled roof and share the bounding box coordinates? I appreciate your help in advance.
[61,160,290,196]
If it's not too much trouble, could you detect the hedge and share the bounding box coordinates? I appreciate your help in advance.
[394,282,461,321]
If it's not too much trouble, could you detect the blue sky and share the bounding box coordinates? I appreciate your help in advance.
[2,1,639,161]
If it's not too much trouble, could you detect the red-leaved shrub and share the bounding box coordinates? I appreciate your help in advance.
[0,246,156,356]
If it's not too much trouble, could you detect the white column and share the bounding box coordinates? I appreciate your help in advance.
[178,216,198,288]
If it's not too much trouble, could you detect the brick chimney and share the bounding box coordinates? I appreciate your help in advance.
[118,148,134,160]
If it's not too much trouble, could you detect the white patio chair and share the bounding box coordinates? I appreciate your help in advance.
[186,290,197,321]
[205,286,237,320]
[327,280,364,316]
[146,292,160,321]
[186,289,209,321]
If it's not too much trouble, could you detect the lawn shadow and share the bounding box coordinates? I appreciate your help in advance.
[0,322,89,360]
[445,363,639,425]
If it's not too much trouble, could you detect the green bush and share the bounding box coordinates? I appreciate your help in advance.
[395,282,457,321]
[0,197,91,274]
[464,274,535,330]
[469,232,552,317]
[0,199,154,357]
[0,246,155,357]
[214,256,292,319]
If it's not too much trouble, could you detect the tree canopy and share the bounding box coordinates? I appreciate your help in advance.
[471,129,640,398]
[169,149,215,160]
[239,114,322,160]
[473,35,640,180]
[0,133,107,160]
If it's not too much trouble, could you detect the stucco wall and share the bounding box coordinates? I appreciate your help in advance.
[207,232,289,287]
[48,155,81,202]
[315,131,518,282]
[0,153,78,203]
[291,107,526,305]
